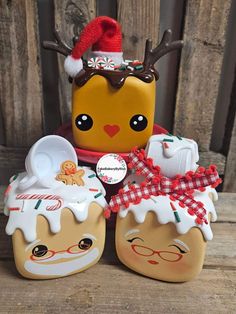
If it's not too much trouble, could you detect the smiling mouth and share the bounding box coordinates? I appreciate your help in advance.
[148,260,159,265]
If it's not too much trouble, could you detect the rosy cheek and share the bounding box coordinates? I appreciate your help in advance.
[165,259,193,273]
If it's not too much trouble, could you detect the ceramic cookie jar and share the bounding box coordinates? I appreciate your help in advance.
[43,16,183,154]
[4,135,107,279]
[108,135,222,282]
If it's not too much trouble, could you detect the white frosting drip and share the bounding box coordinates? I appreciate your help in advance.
[118,184,217,241]
[4,169,107,243]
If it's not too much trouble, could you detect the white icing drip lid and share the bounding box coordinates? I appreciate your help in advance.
[118,185,217,241]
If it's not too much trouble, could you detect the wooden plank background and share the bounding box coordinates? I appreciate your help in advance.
[0,0,236,191]
[0,0,43,147]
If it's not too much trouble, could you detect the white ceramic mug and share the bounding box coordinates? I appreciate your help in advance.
[19,135,78,190]
[145,135,199,178]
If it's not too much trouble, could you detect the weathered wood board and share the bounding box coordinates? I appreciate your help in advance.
[0,0,43,147]
[224,118,236,191]
[117,0,160,60]
[199,151,225,175]
[224,69,236,192]
[0,263,235,313]
[0,147,27,185]
[174,0,231,152]
[53,0,96,123]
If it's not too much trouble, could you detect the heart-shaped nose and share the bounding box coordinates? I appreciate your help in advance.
[104,125,120,137]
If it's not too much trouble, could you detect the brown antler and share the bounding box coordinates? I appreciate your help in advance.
[42,28,72,56]
[143,29,183,68]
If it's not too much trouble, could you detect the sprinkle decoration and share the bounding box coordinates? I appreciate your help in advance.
[163,138,174,142]
[89,188,99,192]
[177,135,182,140]
[88,174,96,178]
[8,207,20,211]
[9,174,18,183]
[16,194,63,211]
[118,59,144,71]
[34,200,42,210]
[4,185,12,197]
[170,202,181,223]
[174,211,181,223]
[150,196,157,203]
[94,192,103,199]
[105,147,222,224]
[163,142,169,149]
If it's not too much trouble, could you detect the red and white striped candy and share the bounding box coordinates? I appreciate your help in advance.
[99,57,115,70]
[16,194,63,211]
[87,57,102,69]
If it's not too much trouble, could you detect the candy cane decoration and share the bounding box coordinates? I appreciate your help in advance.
[16,194,63,211]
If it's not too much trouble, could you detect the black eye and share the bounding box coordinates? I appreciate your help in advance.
[75,114,93,131]
[127,237,144,243]
[78,238,93,250]
[169,245,187,254]
[129,115,148,131]
[32,245,48,257]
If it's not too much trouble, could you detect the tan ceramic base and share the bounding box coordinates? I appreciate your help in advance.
[115,212,207,282]
[12,203,106,279]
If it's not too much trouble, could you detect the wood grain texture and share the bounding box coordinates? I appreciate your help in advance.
[223,66,236,191]
[174,0,231,152]
[54,0,96,123]
[224,114,236,191]
[0,264,235,313]
[0,147,27,185]
[117,0,160,60]
[199,151,225,175]
[0,0,43,147]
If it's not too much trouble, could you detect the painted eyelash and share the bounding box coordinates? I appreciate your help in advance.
[169,244,187,254]
[127,237,144,243]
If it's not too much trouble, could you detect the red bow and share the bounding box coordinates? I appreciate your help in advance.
[104,148,222,224]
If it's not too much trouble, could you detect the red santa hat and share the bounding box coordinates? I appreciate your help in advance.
[64,16,124,77]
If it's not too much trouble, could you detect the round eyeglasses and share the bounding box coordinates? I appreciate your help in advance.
[30,238,93,261]
[131,244,183,262]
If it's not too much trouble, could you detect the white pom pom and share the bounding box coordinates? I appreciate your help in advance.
[64,56,83,77]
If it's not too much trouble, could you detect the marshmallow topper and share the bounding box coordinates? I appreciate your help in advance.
[43,16,183,153]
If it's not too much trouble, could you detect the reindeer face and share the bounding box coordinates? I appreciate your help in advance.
[115,212,206,282]
[12,205,105,279]
[72,75,156,153]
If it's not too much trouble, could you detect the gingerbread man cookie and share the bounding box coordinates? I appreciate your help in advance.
[56,161,85,186]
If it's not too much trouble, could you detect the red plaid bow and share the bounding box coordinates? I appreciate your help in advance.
[104,148,222,225]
